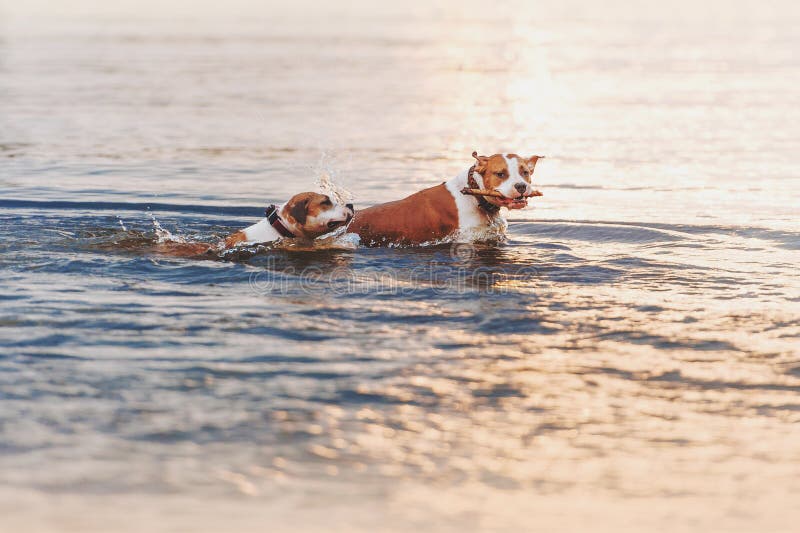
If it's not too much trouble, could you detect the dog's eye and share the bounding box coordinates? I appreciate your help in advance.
[320,198,332,206]
[521,169,530,177]
[495,171,506,178]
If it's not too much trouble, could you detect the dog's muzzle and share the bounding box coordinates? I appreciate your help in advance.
[328,207,355,229]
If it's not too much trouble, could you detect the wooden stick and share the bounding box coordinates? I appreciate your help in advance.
[460,188,543,198]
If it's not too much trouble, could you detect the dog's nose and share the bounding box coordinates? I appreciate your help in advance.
[346,203,354,211]
[514,183,527,195]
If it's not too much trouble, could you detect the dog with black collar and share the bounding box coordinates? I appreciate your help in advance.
[224,192,354,247]
[154,192,354,257]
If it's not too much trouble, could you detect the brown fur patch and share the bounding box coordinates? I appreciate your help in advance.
[152,242,213,258]
[527,155,544,173]
[224,231,247,248]
[288,198,309,225]
[348,183,461,246]
[477,154,512,191]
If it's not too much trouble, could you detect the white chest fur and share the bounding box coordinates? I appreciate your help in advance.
[444,168,507,242]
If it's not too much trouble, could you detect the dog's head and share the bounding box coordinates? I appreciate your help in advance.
[281,192,354,239]
[472,152,544,209]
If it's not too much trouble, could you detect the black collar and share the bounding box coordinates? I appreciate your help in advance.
[467,165,501,215]
[265,205,296,238]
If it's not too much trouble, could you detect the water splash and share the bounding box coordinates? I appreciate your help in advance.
[148,212,186,244]
[314,229,361,250]
[314,153,353,205]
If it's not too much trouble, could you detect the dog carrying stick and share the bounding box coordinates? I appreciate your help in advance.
[460,188,543,198]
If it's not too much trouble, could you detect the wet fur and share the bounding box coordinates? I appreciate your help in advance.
[152,192,353,258]
[347,152,543,246]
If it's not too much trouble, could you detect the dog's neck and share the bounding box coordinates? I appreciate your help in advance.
[446,167,502,218]
[242,202,301,243]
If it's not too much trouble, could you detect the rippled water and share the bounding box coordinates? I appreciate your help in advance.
[1,1,799,531]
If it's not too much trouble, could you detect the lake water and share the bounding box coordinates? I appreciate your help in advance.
[1,1,799,531]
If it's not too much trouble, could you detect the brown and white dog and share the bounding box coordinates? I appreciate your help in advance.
[155,192,354,257]
[346,152,543,246]
[224,192,354,247]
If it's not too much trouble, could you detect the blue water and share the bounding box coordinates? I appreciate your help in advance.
[1,1,799,532]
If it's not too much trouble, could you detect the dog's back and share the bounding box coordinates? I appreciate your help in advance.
[347,183,461,246]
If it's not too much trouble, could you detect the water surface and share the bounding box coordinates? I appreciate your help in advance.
[1,1,799,531]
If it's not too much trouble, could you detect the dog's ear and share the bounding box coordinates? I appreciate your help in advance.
[527,155,545,172]
[472,151,489,173]
[289,198,309,225]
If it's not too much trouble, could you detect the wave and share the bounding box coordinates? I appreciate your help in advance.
[0,198,262,217]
